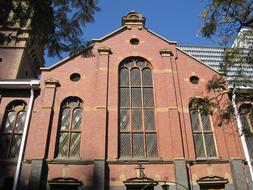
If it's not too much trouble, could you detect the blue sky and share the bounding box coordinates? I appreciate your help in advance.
[45,0,217,66]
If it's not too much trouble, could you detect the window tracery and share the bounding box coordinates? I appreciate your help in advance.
[57,97,83,158]
[0,101,26,159]
[119,57,158,158]
[189,100,217,158]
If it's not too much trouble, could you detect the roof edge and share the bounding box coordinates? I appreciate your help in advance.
[41,44,94,71]
[92,26,127,42]
[146,28,177,44]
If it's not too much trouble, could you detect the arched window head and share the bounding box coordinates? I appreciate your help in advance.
[0,101,26,159]
[56,97,83,158]
[119,57,158,158]
[239,104,253,158]
[189,99,217,158]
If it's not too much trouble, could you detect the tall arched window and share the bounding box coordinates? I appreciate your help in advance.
[189,100,217,158]
[57,97,83,158]
[119,57,158,158]
[239,104,253,158]
[0,101,26,159]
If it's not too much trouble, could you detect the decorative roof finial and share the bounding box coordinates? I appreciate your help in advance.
[122,11,146,28]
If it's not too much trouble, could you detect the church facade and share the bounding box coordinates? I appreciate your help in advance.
[0,12,252,190]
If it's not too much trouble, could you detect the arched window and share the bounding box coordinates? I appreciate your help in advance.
[0,101,26,159]
[239,104,253,158]
[119,57,158,158]
[57,97,83,158]
[189,100,217,158]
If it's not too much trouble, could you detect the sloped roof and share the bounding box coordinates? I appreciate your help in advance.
[42,26,177,71]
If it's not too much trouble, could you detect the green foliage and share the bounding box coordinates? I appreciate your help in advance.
[201,0,253,44]
[224,47,243,66]
[0,0,100,57]
[190,97,215,115]
[201,18,217,38]
[235,92,253,103]
[242,127,253,137]
[221,47,252,86]
[200,0,253,136]
[206,75,226,92]
[218,102,235,126]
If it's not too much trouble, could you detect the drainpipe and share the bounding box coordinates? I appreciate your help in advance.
[12,85,35,190]
[232,90,253,182]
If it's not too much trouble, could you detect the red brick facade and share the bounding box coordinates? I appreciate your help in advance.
[0,12,251,190]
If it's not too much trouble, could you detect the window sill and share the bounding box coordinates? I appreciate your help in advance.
[116,157,163,162]
[46,158,92,165]
[54,156,80,160]
[191,157,229,164]
[195,157,219,160]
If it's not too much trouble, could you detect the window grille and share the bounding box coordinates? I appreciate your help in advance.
[57,98,83,158]
[189,102,217,158]
[0,101,26,159]
[239,104,253,158]
[119,58,158,157]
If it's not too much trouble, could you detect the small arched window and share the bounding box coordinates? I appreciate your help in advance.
[0,101,26,159]
[189,100,217,158]
[119,57,158,158]
[239,104,253,158]
[57,97,83,158]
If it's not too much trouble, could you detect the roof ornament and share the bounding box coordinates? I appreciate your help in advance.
[122,11,146,28]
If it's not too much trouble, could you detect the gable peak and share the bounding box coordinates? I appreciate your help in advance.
[122,11,146,28]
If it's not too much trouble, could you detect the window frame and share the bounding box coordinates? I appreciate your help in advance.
[56,98,83,159]
[0,101,26,159]
[239,104,253,158]
[239,104,253,132]
[118,57,158,158]
[189,103,218,158]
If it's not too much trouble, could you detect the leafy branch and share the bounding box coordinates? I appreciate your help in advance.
[0,0,100,57]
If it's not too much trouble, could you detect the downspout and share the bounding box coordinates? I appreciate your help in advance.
[232,90,253,182]
[12,85,35,190]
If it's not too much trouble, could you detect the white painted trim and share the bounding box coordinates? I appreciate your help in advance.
[0,80,39,85]
[12,86,35,190]
[232,91,253,182]
[0,80,40,90]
